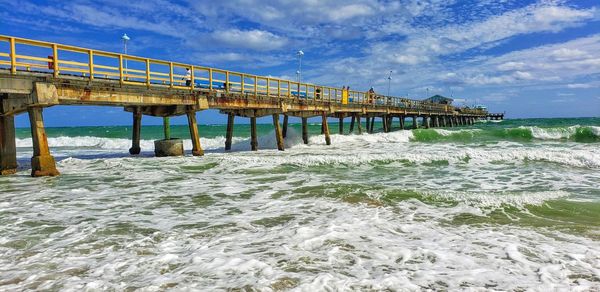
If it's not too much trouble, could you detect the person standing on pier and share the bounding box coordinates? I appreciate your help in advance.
[183,68,192,86]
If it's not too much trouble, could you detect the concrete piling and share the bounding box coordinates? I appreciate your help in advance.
[366,116,371,133]
[282,115,288,138]
[322,113,331,145]
[250,116,258,151]
[357,115,362,134]
[349,115,355,133]
[0,115,17,175]
[28,107,59,177]
[412,115,418,129]
[225,113,234,151]
[129,107,142,155]
[187,111,204,156]
[301,117,309,144]
[339,116,344,134]
[272,114,284,151]
[370,117,375,133]
[424,116,430,129]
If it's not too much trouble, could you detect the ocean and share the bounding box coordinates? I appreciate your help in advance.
[1,117,599,290]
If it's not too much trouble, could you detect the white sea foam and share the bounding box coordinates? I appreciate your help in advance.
[3,123,600,291]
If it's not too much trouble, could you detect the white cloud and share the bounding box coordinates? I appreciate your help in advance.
[567,83,594,89]
[211,29,288,51]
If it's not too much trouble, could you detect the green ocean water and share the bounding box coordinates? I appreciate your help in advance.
[14,116,600,142]
[2,117,600,290]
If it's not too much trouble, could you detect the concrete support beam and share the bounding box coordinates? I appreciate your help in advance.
[339,117,344,134]
[370,117,375,133]
[28,107,59,177]
[349,115,355,133]
[357,115,362,134]
[383,115,389,133]
[187,111,204,156]
[400,116,406,130]
[282,115,288,138]
[322,113,331,145]
[250,116,258,151]
[272,114,285,151]
[129,107,142,155]
[423,116,430,129]
[0,115,17,175]
[365,116,371,133]
[412,116,418,129]
[301,117,309,144]
[225,113,234,151]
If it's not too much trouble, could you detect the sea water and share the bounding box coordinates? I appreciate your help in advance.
[1,117,599,290]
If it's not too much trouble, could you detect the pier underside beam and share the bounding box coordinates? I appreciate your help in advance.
[0,115,17,175]
[28,107,59,177]
[129,107,142,155]
[225,113,234,151]
[322,113,331,145]
[272,114,285,151]
[187,111,204,156]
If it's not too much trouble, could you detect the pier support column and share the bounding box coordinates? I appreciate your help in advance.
[272,114,284,151]
[187,111,204,156]
[28,107,59,177]
[424,116,430,129]
[0,115,17,175]
[129,107,142,155]
[365,116,371,133]
[412,116,418,129]
[357,115,362,134]
[349,115,355,133]
[384,115,390,132]
[322,113,331,145]
[282,115,288,138]
[370,117,375,133]
[225,113,234,151]
[250,117,258,151]
[301,117,309,144]
[339,116,344,134]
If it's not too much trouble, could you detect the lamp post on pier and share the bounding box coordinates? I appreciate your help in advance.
[387,70,392,97]
[122,33,130,75]
[297,50,304,83]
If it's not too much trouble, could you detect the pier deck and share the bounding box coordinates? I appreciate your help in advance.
[0,35,493,176]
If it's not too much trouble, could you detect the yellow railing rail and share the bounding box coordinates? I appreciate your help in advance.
[0,35,486,115]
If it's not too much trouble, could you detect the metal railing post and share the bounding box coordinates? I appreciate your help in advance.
[88,50,94,80]
[52,44,59,78]
[169,62,174,88]
[209,68,213,90]
[190,65,195,90]
[225,71,230,93]
[145,59,151,88]
[9,37,16,74]
[118,54,124,84]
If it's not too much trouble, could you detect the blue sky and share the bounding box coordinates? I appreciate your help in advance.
[1,0,599,127]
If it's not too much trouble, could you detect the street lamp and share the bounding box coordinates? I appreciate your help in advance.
[387,70,392,97]
[122,33,130,72]
[296,50,304,83]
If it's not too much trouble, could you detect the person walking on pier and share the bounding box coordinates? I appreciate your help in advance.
[183,68,192,86]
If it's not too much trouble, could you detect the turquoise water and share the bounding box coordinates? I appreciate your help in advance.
[1,117,600,290]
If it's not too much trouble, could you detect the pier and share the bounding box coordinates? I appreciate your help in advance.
[0,35,494,177]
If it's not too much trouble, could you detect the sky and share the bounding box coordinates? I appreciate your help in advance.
[1,0,599,127]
